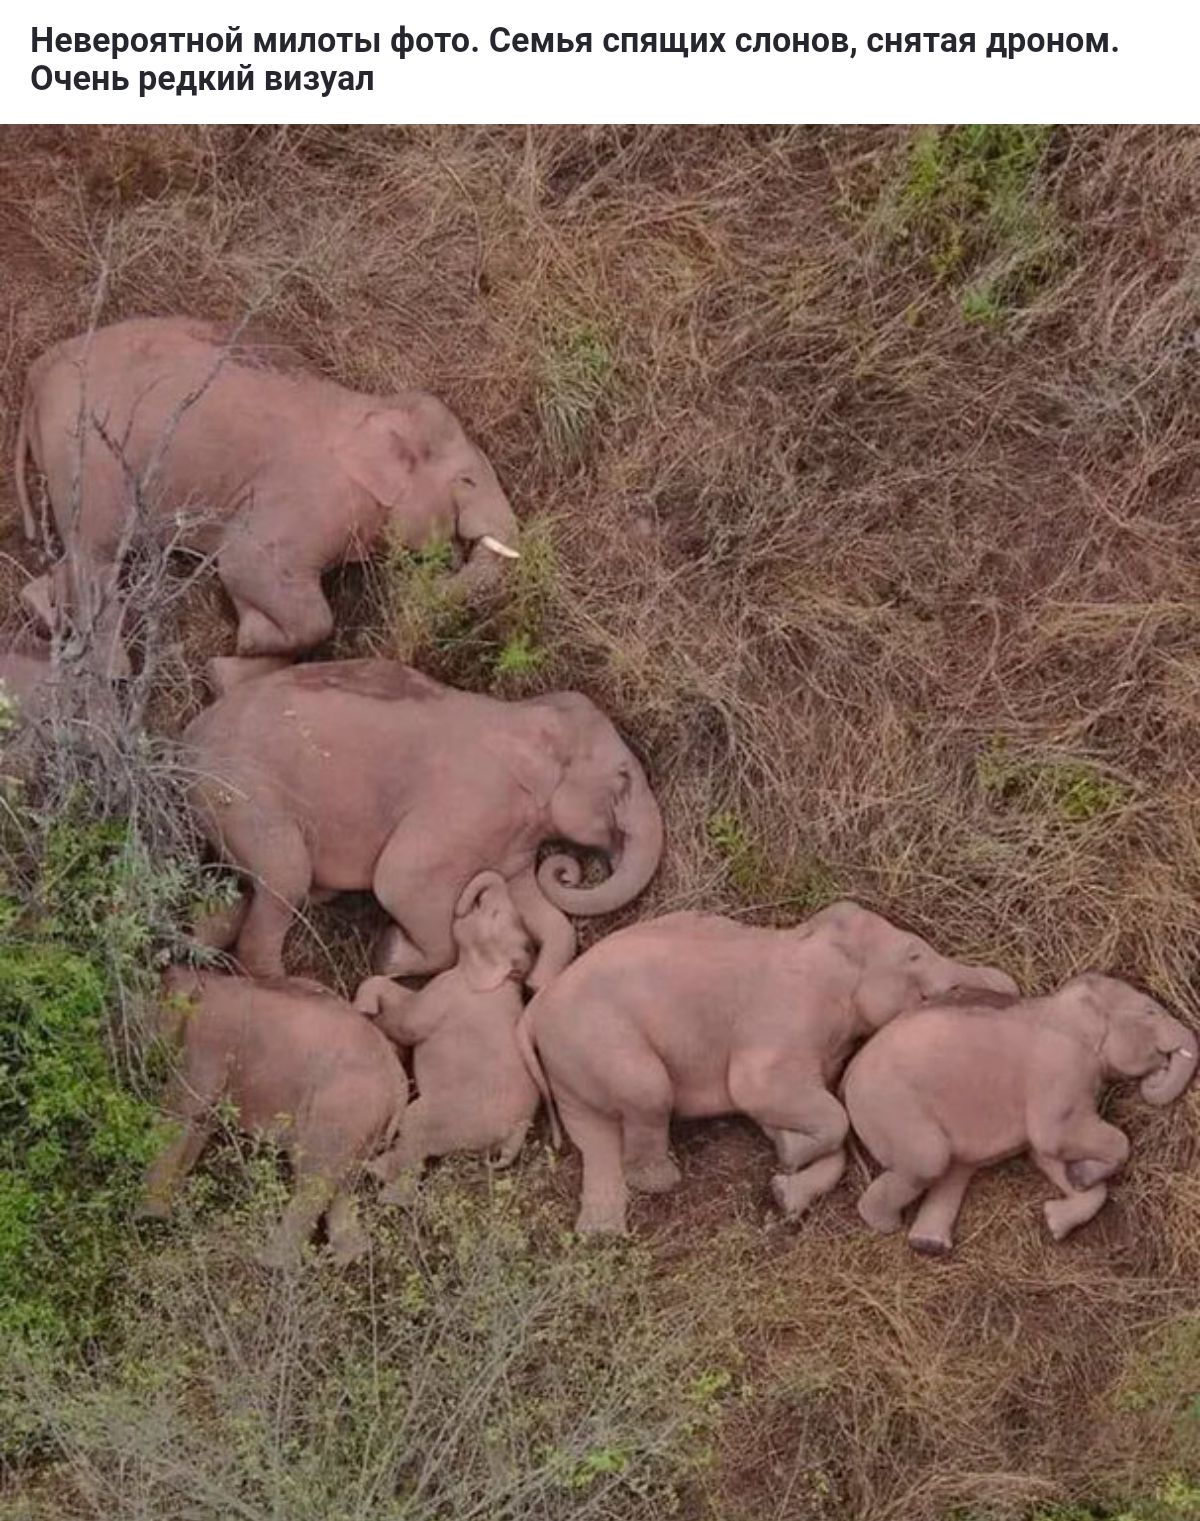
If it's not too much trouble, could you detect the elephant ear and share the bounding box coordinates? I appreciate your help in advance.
[337,411,419,508]
[455,872,516,993]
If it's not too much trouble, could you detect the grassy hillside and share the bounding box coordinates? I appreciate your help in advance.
[1,124,1199,1520]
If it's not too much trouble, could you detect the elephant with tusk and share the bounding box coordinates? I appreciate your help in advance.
[843,972,1198,1255]
[182,658,663,985]
[16,316,519,675]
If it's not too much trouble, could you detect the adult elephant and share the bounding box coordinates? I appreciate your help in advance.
[16,317,519,674]
[183,660,663,986]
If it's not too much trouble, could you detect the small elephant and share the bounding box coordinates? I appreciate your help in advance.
[183,658,663,985]
[141,967,409,1268]
[843,972,1198,1255]
[523,900,1018,1234]
[17,316,519,675]
[353,871,555,1201]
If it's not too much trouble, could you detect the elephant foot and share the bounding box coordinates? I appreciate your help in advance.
[135,1194,173,1222]
[573,1200,628,1236]
[1043,1197,1093,1242]
[379,1169,420,1208]
[20,574,55,629]
[328,1221,370,1266]
[255,1235,305,1272]
[206,654,293,697]
[856,1195,903,1235]
[771,1172,814,1221]
[625,1156,682,1194]
[373,924,432,978]
[908,1232,952,1258]
[1065,1157,1112,1191]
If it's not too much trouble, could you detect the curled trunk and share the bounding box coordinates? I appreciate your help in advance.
[538,766,664,916]
[1141,1013,1199,1105]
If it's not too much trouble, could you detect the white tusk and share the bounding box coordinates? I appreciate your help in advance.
[1179,1048,1196,1059]
[480,535,520,560]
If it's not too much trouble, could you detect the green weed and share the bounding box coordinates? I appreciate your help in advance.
[976,740,1131,822]
[366,533,475,665]
[707,809,838,909]
[883,125,1062,322]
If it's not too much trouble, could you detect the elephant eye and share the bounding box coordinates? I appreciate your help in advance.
[459,474,476,489]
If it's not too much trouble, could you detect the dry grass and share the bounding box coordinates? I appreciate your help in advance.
[3,125,1200,1519]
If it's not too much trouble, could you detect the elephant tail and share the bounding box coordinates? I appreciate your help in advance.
[516,1003,562,1149]
[383,1059,411,1150]
[15,395,36,543]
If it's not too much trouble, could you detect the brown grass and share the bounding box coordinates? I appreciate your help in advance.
[2,125,1200,1519]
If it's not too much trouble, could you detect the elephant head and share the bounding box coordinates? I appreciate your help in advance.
[1059,973,1198,1106]
[339,393,519,572]
[453,871,534,992]
[533,695,664,917]
[816,902,1019,1029]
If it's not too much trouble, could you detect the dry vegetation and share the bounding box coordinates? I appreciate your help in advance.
[2,124,1200,1520]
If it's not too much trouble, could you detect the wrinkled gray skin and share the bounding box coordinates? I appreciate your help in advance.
[141,967,409,1269]
[17,317,518,676]
[844,972,1198,1255]
[523,900,1018,1234]
[184,659,663,986]
[354,872,555,1200]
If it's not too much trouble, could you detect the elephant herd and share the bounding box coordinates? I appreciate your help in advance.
[3,315,1196,1269]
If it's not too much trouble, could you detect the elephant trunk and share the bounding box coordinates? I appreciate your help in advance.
[1141,1013,1199,1106]
[537,766,664,917]
[454,478,521,582]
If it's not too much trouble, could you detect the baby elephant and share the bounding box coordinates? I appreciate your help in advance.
[354,871,553,1202]
[142,967,409,1268]
[525,900,1017,1234]
[844,973,1198,1255]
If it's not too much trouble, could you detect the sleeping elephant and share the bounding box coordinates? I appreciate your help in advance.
[182,659,663,986]
[16,316,519,675]
[844,972,1198,1254]
[521,901,1017,1234]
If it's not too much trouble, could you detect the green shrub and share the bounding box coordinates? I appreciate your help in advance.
[0,941,159,1346]
[4,1170,741,1518]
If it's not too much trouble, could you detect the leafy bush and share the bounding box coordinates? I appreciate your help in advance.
[0,941,158,1346]
[4,1169,740,1519]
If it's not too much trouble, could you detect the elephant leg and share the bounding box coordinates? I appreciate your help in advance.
[622,1102,681,1194]
[491,1118,531,1169]
[219,537,334,658]
[206,654,293,697]
[376,1097,433,1206]
[729,1057,849,1172]
[191,885,249,951]
[139,1115,212,1218]
[771,1150,847,1221]
[1057,1117,1130,1190]
[558,1095,629,1235]
[20,572,55,631]
[232,823,313,977]
[857,1167,937,1235]
[508,870,577,990]
[257,1170,336,1270]
[1033,1151,1109,1241]
[906,1163,976,1256]
[371,835,460,977]
[139,1057,224,1217]
[325,1190,370,1265]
